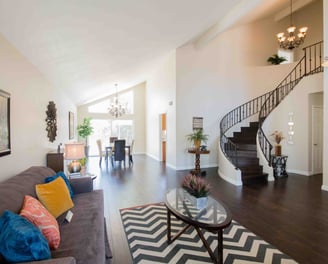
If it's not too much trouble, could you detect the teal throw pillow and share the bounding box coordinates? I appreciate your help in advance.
[0,210,51,263]
[45,171,74,198]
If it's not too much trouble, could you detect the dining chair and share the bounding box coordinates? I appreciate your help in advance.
[126,139,134,165]
[96,139,107,167]
[111,139,126,168]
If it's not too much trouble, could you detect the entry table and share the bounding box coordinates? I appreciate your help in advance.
[188,148,210,176]
[271,155,288,178]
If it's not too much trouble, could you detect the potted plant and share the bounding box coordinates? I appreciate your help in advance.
[270,130,284,156]
[77,117,94,156]
[267,54,287,65]
[182,174,211,209]
[186,129,208,150]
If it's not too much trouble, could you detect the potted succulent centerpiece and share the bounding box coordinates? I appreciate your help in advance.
[77,117,94,157]
[186,129,208,150]
[182,174,211,209]
[270,130,284,156]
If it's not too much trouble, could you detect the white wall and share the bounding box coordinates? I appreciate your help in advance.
[175,0,323,172]
[322,0,328,190]
[146,51,176,168]
[0,34,76,181]
[175,17,295,170]
[263,74,323,175]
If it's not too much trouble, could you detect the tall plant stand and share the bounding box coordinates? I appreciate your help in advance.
[188,149,210,176]
[271,155,288,178]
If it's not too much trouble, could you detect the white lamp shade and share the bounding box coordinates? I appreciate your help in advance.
[64,143,85,160]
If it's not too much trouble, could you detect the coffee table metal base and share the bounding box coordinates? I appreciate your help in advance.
[166,208,223,264]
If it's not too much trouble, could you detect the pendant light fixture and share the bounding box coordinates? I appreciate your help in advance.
[276,0,308,50]
[108,83,127,118]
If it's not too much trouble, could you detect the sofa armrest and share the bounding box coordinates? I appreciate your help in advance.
[69,177,93,194]
[18,257,76,264]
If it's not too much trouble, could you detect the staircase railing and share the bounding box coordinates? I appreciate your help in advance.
[258,41,324,165]
[220,41,323,169]
[220,91,272,167]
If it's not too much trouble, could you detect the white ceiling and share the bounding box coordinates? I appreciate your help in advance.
[0,0,309,105]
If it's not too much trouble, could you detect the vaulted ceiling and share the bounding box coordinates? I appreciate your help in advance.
[0,0,312,105]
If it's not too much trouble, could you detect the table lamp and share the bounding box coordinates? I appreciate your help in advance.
[64,143,85,173]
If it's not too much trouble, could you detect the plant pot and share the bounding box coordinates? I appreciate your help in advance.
[184,191,208,209]
[194,139,201,150]
[275,144,281,156]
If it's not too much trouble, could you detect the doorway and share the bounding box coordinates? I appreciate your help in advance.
[160,113,167,162]
[311,106,323,174]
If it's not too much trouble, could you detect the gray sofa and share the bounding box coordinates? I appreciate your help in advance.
[0,166,112,264]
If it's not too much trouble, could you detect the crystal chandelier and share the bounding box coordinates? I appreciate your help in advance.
[108,84,127,118]
[276,0,308,50]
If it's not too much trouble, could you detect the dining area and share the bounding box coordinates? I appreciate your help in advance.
[96,137,134,169]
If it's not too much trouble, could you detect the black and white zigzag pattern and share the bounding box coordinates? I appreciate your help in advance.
[120,203,297,264]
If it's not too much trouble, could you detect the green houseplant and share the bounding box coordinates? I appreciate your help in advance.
[186,129,208,150]
[77,117,94,156]
[267,54,287,65]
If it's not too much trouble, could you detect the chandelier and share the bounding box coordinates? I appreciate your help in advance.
[108,84,127,118]
[276,0,308,50]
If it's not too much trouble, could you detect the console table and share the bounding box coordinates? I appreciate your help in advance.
[46,152,64,172]
[188,148,210,176]
[271,155,288,178]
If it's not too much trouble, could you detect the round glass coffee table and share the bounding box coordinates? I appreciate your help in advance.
[165,188,232,264]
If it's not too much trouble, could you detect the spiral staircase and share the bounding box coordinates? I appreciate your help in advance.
[220,41,324,185]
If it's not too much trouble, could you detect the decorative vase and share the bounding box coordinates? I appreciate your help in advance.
[275,144,281,156]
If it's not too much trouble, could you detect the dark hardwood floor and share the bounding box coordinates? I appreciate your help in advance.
[89,155,328,264]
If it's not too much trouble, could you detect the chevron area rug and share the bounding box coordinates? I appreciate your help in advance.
[120,203,297,264]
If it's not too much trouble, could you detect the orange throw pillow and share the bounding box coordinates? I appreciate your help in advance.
[20,195,60,249]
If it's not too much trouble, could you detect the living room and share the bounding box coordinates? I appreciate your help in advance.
[0,0,328,263]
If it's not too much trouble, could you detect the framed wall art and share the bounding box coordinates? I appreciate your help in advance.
[0,90,11,157]
[192,117,203,130]
[69,111,74,139]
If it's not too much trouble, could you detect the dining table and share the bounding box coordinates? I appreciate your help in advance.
[105,145,132,166]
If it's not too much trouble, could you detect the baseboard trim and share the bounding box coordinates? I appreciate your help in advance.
[321,185,328,191]
[218,168,243,186]
[287,169,312,176]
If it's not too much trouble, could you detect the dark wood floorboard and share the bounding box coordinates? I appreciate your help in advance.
[88,155,328,264]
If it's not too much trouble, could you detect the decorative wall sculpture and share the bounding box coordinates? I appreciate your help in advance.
[45,101,57,142]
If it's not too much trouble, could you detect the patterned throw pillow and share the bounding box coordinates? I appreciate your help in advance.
[36,177,74,218]
[0,210,51,263]
[20,195,60,249]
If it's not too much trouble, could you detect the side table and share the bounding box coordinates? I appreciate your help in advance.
[187,148,210,176]
[68,172,97,181]
[271,155,288,178]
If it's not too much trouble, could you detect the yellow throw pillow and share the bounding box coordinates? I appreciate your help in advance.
[36,177,74,218]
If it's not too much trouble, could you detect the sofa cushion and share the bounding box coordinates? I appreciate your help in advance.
[53,190,105,264]
[0,210,51,262]
[20,195,60,249]
[0,166,56,215]
[36,177,74,218]
[45,171,74,198]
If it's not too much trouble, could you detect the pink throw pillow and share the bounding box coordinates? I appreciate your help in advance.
[20,195,60,249]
